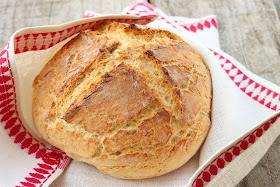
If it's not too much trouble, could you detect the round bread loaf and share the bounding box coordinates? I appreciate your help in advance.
[32,22,212,179]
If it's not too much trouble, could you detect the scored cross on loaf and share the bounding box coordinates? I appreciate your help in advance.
[32,22,212,179]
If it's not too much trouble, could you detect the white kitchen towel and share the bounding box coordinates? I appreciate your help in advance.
[1,1,280,187]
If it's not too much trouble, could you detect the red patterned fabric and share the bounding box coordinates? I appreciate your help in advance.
[1,1,280,187]
[175,18,217,32]
[0,43,71,187]
[192,114,280,187]
[14,16,156,54]
[211,50,280,111]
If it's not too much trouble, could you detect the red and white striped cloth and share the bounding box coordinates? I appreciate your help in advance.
[1,1,280,187]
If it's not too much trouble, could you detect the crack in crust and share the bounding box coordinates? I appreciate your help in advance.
[32,22,212,179]
[102,108,172,154]
[62,63,157,134]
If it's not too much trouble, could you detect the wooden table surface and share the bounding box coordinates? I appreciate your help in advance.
[1,0,280,186]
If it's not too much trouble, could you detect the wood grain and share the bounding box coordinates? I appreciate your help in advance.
[1,0,280,186]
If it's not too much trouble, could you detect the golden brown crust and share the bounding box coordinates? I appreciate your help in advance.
[32,22,212,179]
[102,108,172,154]
[162,65,191,88]
[62,63,157,134]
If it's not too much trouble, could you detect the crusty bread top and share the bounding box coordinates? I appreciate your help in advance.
[32,22,212,179]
